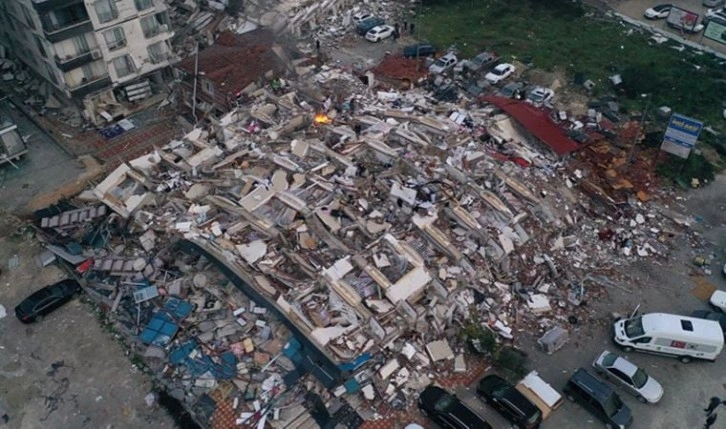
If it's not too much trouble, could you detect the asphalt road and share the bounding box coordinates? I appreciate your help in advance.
[613,0,726,54]
[0,103,85,215]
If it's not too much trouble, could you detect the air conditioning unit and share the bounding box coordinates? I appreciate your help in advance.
[91,50,102,59]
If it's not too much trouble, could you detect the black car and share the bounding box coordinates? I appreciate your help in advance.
[564,368,633,429]
[15,279,81,323]
[356,17,385,36]
[403,43,436,58]
[476,374,542,429]
[418,385,493,429]
[691,310,726,336]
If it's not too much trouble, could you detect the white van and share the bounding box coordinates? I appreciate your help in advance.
[612,313,724,363]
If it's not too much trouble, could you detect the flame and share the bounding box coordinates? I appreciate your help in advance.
[314,113,332,125]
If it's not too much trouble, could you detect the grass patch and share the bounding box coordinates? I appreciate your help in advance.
[418,0,726,126]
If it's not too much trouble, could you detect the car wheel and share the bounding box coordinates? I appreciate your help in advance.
[679,355,692,363]
[622,346,633,353]
[637,395,647,403]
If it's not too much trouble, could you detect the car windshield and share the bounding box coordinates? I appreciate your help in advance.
[654,5,669,11]
[631,368,648,388]
[530,91,544,102]
[492,68,505,76]
[601,352,618,366]
[434,59,447,67]
[602,394,624,417]
[434,393,456,413]
[473,55,487,65]
[624,316,644,338]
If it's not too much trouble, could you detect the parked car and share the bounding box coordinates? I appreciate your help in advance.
[356,17,384,35]
[526,87,554,106]
[705,0,725,7]
[476,374,542,429]
[563,368,633,429]
[710,290,726,312]
[463,51,500,73]
[15,279,81,323]
[366,25,395,42]
[429,53,458,74]
[496,82,525,99]
[484,63,516,84]
[403,43,436,58]
[704,8,726,24]
[352,11,372,23]
[644,4,672,19]
[418,385,493,429]
[691,310,726,335]
[592,351,664,404]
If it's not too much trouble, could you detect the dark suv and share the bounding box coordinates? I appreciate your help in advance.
[563,368,632,429]
[418,385,493,429]
[476,374,542,429]
[356,17,384,35]
[15,279,81,323]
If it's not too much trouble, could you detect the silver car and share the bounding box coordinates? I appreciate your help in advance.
[592,351,664,404]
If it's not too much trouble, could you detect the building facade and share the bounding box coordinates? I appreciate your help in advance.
[0,0,176,124]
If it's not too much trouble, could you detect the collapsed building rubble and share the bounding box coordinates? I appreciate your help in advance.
[32,62,693,427]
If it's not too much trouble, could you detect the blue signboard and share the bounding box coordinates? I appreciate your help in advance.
[661,113,703,159]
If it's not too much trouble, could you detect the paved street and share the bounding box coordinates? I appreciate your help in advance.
[0,104,86,215]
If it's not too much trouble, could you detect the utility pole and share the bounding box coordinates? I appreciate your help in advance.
[191,41,199,124]
[627,93,652,167]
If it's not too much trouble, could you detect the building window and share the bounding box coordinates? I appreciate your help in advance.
[34,35,47,58]
[81,64,94,81]
[72,34,91,55]
[147,41,167,64]
[134,0,153,12]
[93,0,118,23]
[103,27,126,51]
[112,54,135,78]
[202,80,214,95]
[139,14,166,38]
[21,5,36,30]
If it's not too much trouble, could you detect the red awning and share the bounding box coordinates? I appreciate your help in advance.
[482,96,580,156]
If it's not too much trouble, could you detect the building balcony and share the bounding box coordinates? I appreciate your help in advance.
[69,75,111,98]
[54,49,101,72]
[32,0,84,14]
[43,19,93,43]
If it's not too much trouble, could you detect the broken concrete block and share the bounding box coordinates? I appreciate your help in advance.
[426,339,454,362]
[362,384,375,400]
[453,354,466,373]
[527,294,552,315]
[378,358,400,380]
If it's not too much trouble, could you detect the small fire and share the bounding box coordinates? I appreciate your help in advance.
[314,113,332,125]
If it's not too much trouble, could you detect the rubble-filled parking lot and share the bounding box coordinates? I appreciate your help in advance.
[3,0,726,428]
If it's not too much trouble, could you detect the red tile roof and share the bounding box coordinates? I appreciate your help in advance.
[482,96,580,156]
[177,29,283,99]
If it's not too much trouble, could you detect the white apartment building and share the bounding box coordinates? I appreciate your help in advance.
[0,0,176,124]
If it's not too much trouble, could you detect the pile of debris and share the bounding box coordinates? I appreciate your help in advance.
[34,63,692,427]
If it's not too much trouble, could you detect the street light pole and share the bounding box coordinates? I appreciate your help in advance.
[627,93,652,166]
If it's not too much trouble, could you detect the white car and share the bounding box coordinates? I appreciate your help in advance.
[705,7,726,22]
[428,53,458,74]
[592,351,664,404]
[710,290,726,312]
[526,87,554,106]
[352,12,372,23]
[484,63,516,84]
[644,4,672,19]
[365,25,394,42]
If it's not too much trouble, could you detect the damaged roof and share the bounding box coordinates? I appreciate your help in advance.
[483,95,581,156]
[176,29,286,98]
